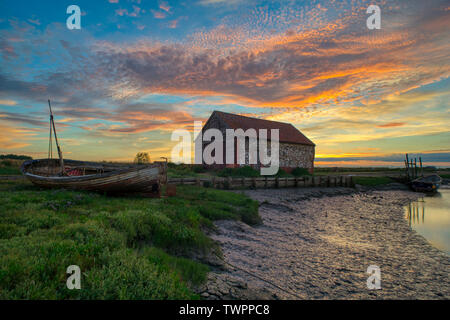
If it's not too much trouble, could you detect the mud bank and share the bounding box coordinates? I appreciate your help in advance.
[199,188,450,299]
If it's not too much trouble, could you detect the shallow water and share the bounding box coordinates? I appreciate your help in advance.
[404,189,450,255]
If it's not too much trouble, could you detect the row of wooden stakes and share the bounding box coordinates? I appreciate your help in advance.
[168,175,354,190]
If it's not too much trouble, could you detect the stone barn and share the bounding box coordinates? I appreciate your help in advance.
[196,111,315,173]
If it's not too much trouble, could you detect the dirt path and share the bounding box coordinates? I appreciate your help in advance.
[203,188,449,299]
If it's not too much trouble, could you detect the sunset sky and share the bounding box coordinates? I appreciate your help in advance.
[0,0,449,167]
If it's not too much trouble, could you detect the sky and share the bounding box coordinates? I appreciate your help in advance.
[0,0,449,167]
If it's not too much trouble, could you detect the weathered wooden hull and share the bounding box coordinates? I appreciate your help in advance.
[21,159,166,194]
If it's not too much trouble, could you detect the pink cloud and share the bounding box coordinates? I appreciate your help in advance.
[169,19,178,28]
[115,5,141,17]
[159,1,171,13]
[151,10,166,19]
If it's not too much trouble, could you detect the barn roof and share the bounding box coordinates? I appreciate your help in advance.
[210,111,315,146]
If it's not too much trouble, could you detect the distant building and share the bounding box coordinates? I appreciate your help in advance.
[196,111,315,173]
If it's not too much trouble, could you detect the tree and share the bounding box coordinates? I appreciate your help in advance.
[134,152,150,164]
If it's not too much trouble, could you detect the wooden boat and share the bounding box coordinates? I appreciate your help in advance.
[20,100,167,196]
[21,159,167,195]
[410,174,442,193]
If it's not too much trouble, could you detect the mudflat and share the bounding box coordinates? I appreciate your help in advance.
[207,188,449,299]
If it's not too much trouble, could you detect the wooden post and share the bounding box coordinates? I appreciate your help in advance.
[404,160,409,180]
[414,158,417,179]
[405,154,410,181]
[419,157,423,177]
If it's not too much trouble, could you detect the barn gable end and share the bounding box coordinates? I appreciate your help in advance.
[196,111,315,173]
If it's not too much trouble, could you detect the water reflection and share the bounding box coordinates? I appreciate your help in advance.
[404,189,450,255]
[406,200,425,226]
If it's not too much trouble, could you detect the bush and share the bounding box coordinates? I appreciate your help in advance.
[0,158,23,175]
[292,167,311,177]
[0,154,32,160]
[275,169,290,177]
[218,166,259,177]
[134,152,150,164]
[193,165,206,173]
[167,164,197,178]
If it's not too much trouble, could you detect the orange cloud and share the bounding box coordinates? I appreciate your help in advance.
[377,122,406,128]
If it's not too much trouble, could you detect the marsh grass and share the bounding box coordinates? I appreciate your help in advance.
[0,180,259,299]
[0,159,23,175]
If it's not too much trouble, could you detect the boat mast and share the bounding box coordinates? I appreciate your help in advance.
[48,99,65,174]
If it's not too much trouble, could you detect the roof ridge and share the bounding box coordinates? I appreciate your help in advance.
[211,110,315,146]
[214,110,293,126]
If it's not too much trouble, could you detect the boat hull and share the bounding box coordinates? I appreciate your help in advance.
[410,174,441,193]
[21,159,166,194]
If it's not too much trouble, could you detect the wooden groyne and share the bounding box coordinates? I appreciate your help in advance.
[0,175,355,190]
[168,175,354,190]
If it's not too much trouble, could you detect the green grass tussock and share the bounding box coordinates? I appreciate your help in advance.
[0,158,25,175]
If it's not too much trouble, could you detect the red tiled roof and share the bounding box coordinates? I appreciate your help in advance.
[212,111,315,146]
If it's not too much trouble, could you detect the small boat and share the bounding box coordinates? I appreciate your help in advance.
[21,159,167,195]
[410,174,442,193]
[20,100,167,196]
